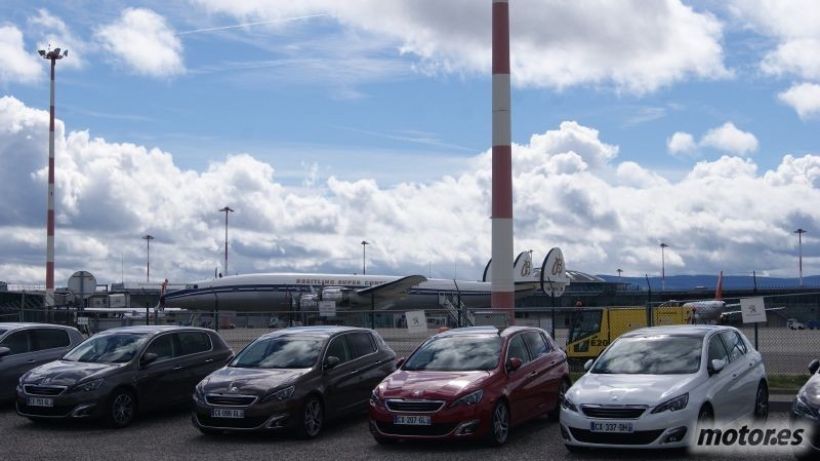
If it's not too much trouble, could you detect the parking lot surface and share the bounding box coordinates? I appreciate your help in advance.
[0,404,799,461]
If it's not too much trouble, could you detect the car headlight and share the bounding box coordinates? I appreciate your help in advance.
[193,383,206,402]
[651,393,689,414]
[262,385,295,402]
[561,395,578,413]
[70,378,105,393]
[450,389,483,408]
[794,391,820,421]
[370,389,383,408]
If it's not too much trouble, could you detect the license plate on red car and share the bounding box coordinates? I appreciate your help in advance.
[394,415,431,425]
[590,421,633,433]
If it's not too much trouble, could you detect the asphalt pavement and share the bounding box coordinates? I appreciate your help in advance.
[0,403,802,461]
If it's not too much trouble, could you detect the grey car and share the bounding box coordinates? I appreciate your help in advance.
[192,326,396,438]
[0,323,84,401]
[16,325,233,428]
[792,359,820,459]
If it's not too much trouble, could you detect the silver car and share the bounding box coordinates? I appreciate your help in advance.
[0,323,84,401]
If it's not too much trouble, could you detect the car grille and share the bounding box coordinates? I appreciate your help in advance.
[569,427,664,445]
[581,405,646,419]
[205,394,257,406]
[24,385,66,396]
[385,400,445,413]
[196,413,270,429]
[376,421,456,437]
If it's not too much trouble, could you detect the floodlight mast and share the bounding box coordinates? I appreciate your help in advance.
[38,46,68,308]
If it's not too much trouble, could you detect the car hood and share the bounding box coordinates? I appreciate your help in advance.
[569,373,701,406]
[24,360,123,386]
[199,367,313,395]
[378,370,492,401]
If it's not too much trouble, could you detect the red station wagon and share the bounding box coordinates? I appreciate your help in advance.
[369,326,570,446]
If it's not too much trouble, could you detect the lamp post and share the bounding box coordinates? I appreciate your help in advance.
[38,46,68,308]
[219,206,234,276]
[361,241,369,275]
[142,235,154,283]
[660,243,668,291]
[616,268,623,279]
[795,228,807,287]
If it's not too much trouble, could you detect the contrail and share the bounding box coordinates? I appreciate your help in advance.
[177,14,328,36]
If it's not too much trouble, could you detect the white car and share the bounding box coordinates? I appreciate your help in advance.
[560,325,768,450]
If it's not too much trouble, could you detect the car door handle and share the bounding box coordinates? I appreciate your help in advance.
[529,371,539,377]
[204,358,214,364]
[26,359,35,363]
[173,366,183,371]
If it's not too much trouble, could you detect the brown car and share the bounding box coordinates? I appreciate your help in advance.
[192,326,396,438]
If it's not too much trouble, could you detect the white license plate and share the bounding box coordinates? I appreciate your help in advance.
[211,408,244,419]
[590,421,633,433]
[27,397,54,408]
[394,415,432,426]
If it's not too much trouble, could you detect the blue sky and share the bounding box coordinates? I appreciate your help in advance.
[1,1,819,285]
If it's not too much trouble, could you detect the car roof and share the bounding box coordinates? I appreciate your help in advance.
[260,325,371,340]
[96,325,213,335]
[432,325,545,339]
[623,325,732,338]
[0,322,78,331]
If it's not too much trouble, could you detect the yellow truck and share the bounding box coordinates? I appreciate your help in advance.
[566,305,694,362]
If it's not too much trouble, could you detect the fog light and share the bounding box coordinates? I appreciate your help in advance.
[265,413,289,429]
[454,419,480,436]
[662,426,687,443]
[560,424,571,441]
[71,403,96,418]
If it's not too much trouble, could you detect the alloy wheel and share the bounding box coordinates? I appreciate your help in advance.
[303,398,323,438]
[111,392,135,427]
[491,401,509,445]
[754,384,769,420]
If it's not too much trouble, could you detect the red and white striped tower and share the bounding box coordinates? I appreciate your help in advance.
[39,46,67,308]
[491,0,514,313]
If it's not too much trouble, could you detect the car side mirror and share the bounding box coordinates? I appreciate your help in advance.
[0,346,10,358]
[583,359,594,371]
[141,352,159,367]
[395,357,405,368]
[709,358,726,375]
[324,355,341,370]
[809,359,820,375]
[506,357,522,372]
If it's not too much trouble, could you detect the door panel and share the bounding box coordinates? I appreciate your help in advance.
[136,334,186,409]
[0,330,33,400]
[505,334,538,424]
[322,335,358,416]
[706,334,737,422]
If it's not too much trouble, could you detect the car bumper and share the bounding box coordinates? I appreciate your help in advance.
[15,385,108,420]
[368,400,492,440]
[560,405,698,449]
[191,394,301,432]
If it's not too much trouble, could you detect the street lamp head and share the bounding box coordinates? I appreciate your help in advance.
[361,240,368,246]
[38,49,46,57]
[795,228,807,234]
[660,242,669,248]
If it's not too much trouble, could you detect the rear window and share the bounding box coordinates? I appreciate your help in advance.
[347,332,376,359]
[178,332,211,355]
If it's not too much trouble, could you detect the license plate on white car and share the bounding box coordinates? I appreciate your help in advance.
[27,397,54,408]
[590,421,633,433]
[211,408,244,419]
[393,415,432,426]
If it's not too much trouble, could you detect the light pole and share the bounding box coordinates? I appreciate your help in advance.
[142,234,154,283]
[219,206,234,276]
[795,228,807,287]
[616,268,623,279]
[38,46,68,308]
[361,241,369,275]
[660,243,668,291]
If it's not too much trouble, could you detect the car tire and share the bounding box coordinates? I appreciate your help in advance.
[549,378,571,421]
[696,404,713,430]
[486,400,510,447]
[753,382,768,421]
[106,388,137,428]
[297,395,324,439]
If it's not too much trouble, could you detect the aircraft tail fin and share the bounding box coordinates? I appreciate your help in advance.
[715,271,724,301]
[482,251,537,283]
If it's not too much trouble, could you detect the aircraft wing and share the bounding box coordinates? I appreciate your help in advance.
[355,275,427,301]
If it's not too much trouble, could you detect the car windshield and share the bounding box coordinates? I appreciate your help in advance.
[63,333,150,363]
[403,336,501,371]
[592,335,703,375]
[231,336,323,369]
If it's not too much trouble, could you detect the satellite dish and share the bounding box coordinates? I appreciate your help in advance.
[68,271,97,299]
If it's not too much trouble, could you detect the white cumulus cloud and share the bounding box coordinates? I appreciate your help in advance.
[667,132,697,156]
[95,8,185,78]
[778,83,820,119]
[191,0,730,93]
[0,25,42,84]
[699,122,759,156]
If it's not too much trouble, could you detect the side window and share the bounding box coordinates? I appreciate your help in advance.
[0,330,31,355]
[540,333,554,352]
[177,332,211,356]
[522,331,550,358]
[708,334,729,364]
[145,334,175,362]
[506,335,531,364]
[32,329,70,351]
[325,336,352,364]
[720,331,746,362]
[348,332,376,359]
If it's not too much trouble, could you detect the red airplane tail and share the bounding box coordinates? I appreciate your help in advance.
[715,271,723,301]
